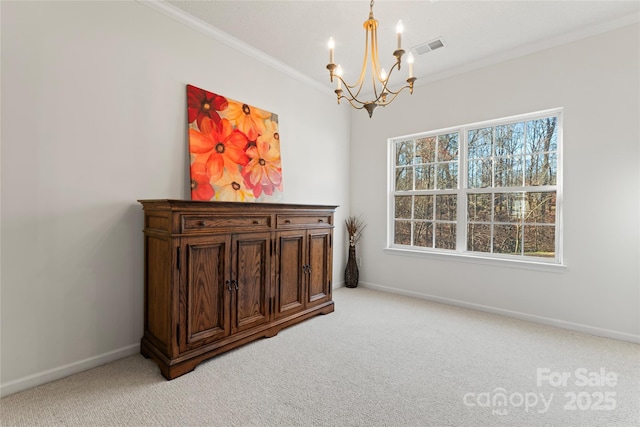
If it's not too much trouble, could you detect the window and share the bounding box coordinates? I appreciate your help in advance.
[388,109,562,266]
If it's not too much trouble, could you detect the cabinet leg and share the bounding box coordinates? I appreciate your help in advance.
[264,326,278,338]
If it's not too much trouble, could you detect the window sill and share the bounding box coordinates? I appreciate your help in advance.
[384,247,567,273]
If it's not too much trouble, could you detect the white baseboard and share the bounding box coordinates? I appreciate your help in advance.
[1,343,140,398]
[359,281,640,344]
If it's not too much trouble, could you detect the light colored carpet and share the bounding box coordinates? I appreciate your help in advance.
[1,287,639,426]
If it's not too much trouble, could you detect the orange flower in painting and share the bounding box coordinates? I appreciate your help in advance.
[242,137,282,198]
[216,168,254,202]
[258,118,280,154]
[189,118,250,182]
[221,101,271,141]
[187,85,228,128]
[190,158,215,201]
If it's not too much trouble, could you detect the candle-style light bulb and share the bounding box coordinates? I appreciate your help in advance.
[328,37,335,64]
[396,20,404,50]
[380,68,387,81]
[407,52,414,78]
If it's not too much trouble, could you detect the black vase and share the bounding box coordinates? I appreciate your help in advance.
[345,245,359,288]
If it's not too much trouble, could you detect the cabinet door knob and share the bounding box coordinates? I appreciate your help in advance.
[226,280,232,291]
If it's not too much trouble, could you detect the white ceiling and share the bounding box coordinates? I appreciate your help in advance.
[164,0,640,93]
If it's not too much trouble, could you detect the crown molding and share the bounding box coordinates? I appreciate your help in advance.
[415,12,640,87]
[138,1,638,97]
[137,0,330,95]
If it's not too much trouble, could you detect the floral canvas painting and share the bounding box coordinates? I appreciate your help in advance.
[187,84,283,202]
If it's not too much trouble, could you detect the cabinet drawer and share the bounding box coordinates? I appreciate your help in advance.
[181,215,271,233]
[277,215,332,228]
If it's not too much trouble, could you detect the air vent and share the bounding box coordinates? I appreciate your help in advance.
[413,37,445,55]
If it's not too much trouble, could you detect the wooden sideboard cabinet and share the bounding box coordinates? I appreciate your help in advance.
[138,199,336,380]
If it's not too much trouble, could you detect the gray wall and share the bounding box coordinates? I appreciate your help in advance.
[349,23,640,342]
[1,1,351,395]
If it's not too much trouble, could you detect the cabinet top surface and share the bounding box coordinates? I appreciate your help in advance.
[138,199,338,211]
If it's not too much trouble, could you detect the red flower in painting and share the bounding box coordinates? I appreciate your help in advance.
[190,158,215,201]
[189,118,250,182]
[187,85,228,128]
[242,137,282,198]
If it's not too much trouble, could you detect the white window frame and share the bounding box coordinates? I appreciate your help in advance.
[386,108,565,272]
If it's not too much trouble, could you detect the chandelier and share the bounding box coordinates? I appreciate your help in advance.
[326,0,416,118]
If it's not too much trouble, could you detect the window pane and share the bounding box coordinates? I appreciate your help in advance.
[468,193,492,222]
[395,196,412,219]
[414,222,433,247]
[395,166,412,191]
[436,163,458,189]
[436,194,457,221]
[526,117,557,154]
[495,122,524,156]
[523,225,555,257]
[415,165,435,190]
[495,156,524,187]
[394,221,411,245]
[435,223,456,249]
[396,140,413,166]
[525,192,556,224]
[468,159,492,188]
[493,224,522,255]
[494,193,524,223]
[467,223,491,252]
[389,112,559,263]
[525,153,557,186]
[414,195,433,220]
[416,137,436,163]
[468,127,492,159]
[437,133,459,162]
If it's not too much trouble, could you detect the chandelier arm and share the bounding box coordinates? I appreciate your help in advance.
[337,75,369,106]
[338,77,413,108]
[371,27,382,99]
[371,79,415,106]
[371,26,384,83]
[376,58,403,96]
[341,96,368,110]
[375,87,406,106]
[350,19,372,91]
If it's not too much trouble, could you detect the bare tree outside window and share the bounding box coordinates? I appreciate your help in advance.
[390,110,561,264]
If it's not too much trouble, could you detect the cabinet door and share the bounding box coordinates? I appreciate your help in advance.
[231,232,271,334]
[306,229,332,307]
[179,235,231,353]
[275,230,306,319]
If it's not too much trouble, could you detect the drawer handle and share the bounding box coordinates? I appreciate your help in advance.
[284,219,291,224]
[318,219,324,223]
[252,220,259,224]
[199,221,207,227]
